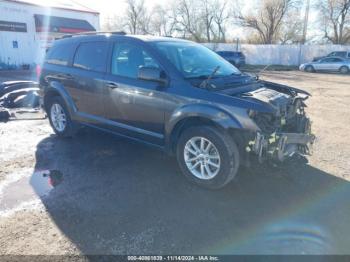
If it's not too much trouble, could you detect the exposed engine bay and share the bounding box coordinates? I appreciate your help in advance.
[241,81,315,162]
[245,87,310,134]
[190,74,316,162]
[231,82,315,162]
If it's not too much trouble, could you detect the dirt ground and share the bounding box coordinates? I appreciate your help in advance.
[0,71,350,255]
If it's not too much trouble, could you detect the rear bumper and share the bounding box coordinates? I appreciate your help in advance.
[249,131,316,162]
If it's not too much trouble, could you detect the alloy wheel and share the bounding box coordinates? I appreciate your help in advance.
[50,103,67,132]
[184,136,221,180]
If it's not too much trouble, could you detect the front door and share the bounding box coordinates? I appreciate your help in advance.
[103,41,166,145]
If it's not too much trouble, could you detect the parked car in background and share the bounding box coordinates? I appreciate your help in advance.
[300,57,350,74]
[216,51,246,68]
[313,51,350,61]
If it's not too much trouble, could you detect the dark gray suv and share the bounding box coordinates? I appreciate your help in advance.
[39,32,315,189]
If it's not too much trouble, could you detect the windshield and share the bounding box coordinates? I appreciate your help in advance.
[153,41,241,79]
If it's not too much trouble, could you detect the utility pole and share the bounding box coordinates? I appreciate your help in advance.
[299,0,311,65]
[302,0,310,44]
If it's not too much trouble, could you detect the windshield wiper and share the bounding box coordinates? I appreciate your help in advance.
[199,66,220,90]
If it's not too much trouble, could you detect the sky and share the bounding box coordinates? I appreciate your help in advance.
[73,0,322,42]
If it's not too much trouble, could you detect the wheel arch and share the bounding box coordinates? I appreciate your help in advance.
[339,65,349,73]
[43,81,77,116]
[165,104,243,154]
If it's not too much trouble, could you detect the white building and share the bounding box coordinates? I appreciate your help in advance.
[0,0,100,69]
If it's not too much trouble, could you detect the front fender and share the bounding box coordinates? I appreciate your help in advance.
[44,81,77,116]
[165,104,244,148]
[167,104,242,132]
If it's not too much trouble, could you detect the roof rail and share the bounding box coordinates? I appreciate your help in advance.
[61,31,127,38]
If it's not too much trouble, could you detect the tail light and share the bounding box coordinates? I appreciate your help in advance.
[36,64,42,79]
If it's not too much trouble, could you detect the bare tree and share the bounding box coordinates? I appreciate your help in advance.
[278,10,303,43]
[235,0,297,44]
[171,0,232,42]
[320,0,350,44]
[212,0,231,42]
[174,0,205,41]
[124,0,149,34]
[201,0,215,42]
[102,15,125,32]
[104,0,231,42]
[149,4,177,36]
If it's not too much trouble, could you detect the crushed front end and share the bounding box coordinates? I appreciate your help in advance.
[243,81,316,162]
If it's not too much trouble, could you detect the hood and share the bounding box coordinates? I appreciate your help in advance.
[188,74,310,115]
[189,73,258,90]
[215,78,310,115]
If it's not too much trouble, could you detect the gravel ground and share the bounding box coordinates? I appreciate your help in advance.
[0,71,350,255]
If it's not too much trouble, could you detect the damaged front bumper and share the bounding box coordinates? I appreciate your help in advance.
[247,131,316,162]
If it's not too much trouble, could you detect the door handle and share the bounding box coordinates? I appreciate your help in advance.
[107,82,119,89]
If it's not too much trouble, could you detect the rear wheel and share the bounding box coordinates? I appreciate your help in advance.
[305,65,315,73]
[339,66,349,74]
[176,126,240,189]
[47,96,78,137]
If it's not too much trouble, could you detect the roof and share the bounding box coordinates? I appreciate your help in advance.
[129,35,190,43]
[58,33,191,43]
[3,0,99,14]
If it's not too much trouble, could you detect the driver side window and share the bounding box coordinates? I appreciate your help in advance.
[111,42,160,79]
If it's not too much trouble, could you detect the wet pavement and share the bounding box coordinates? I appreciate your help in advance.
[1,125,350,254]
[0,169,63,215]
[1,71,350,254]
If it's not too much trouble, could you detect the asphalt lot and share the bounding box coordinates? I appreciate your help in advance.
[0,70,350,255]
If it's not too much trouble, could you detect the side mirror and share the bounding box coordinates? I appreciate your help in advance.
[138,66,167,85]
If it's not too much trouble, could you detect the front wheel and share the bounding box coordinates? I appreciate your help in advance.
[176,126,240,189]
[305,65,315,73]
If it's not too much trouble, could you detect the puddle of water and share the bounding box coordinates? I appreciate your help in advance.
[0,169,63,214]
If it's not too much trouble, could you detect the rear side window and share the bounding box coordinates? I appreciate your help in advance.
[45,43,73,66]
[73,42,108,72]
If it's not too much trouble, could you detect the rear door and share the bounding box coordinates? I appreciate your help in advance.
[330,58,345,71]
[68,41,109,120]
[320,58,343,71]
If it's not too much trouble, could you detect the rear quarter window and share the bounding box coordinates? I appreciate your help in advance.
[334,52,347,57]
[45,42,74,66]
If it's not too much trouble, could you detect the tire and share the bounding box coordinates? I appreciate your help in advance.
[339,66,349,74]
[305,65,315,73]
[176,126,240,189]
[47,96,78,137]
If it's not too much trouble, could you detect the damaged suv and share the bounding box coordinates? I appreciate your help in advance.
[39,33,315,189]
